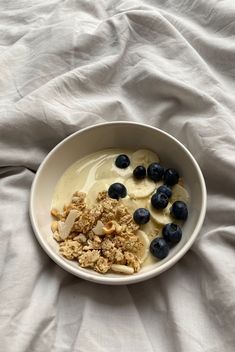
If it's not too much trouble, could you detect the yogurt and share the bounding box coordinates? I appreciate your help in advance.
[51,148,189,269]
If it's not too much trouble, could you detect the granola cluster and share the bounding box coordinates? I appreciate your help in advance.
[51,191,143,274]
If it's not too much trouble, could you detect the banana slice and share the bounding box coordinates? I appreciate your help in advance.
[121,196,151,212]
[126,177,156,198]
[141,220,161,240]
[120,197,140,213]
[136,230,150,263]
[171,184,190,204]
[132,149,160,167]
[148,201,173,226]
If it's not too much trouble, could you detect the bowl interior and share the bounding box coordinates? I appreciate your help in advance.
[30,122,206,284]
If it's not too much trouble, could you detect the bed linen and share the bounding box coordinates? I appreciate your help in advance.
[0,1,235,351]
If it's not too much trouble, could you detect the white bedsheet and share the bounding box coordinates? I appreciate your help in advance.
[0,1,235,351]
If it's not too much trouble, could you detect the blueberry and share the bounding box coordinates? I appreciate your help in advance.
[147,163,164,182]
[171,201,188,220]
[164,168,179,186]
[162,223,182,245]
[150,238,169,259]
[133,208,150,225]
[115,154,130,169]
[108,183,127,200]
[156,185,172,198]
[151,192,168,209]
[133,165,146,180]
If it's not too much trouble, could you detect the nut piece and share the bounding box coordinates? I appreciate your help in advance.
[51,221,58,233]
[103,220,122,235]
[51,208,62,220]
[111,264,134,275]
[92,220,105,236]
[58,209,80,240]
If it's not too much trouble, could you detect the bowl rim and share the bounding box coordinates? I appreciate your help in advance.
[30,121,207,285]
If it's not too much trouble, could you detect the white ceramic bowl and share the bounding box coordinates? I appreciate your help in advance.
[30,122,206,285]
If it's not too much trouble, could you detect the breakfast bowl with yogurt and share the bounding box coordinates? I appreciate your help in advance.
[30,122,206,285]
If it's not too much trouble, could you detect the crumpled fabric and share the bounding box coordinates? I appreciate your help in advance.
[0,1,235,351]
